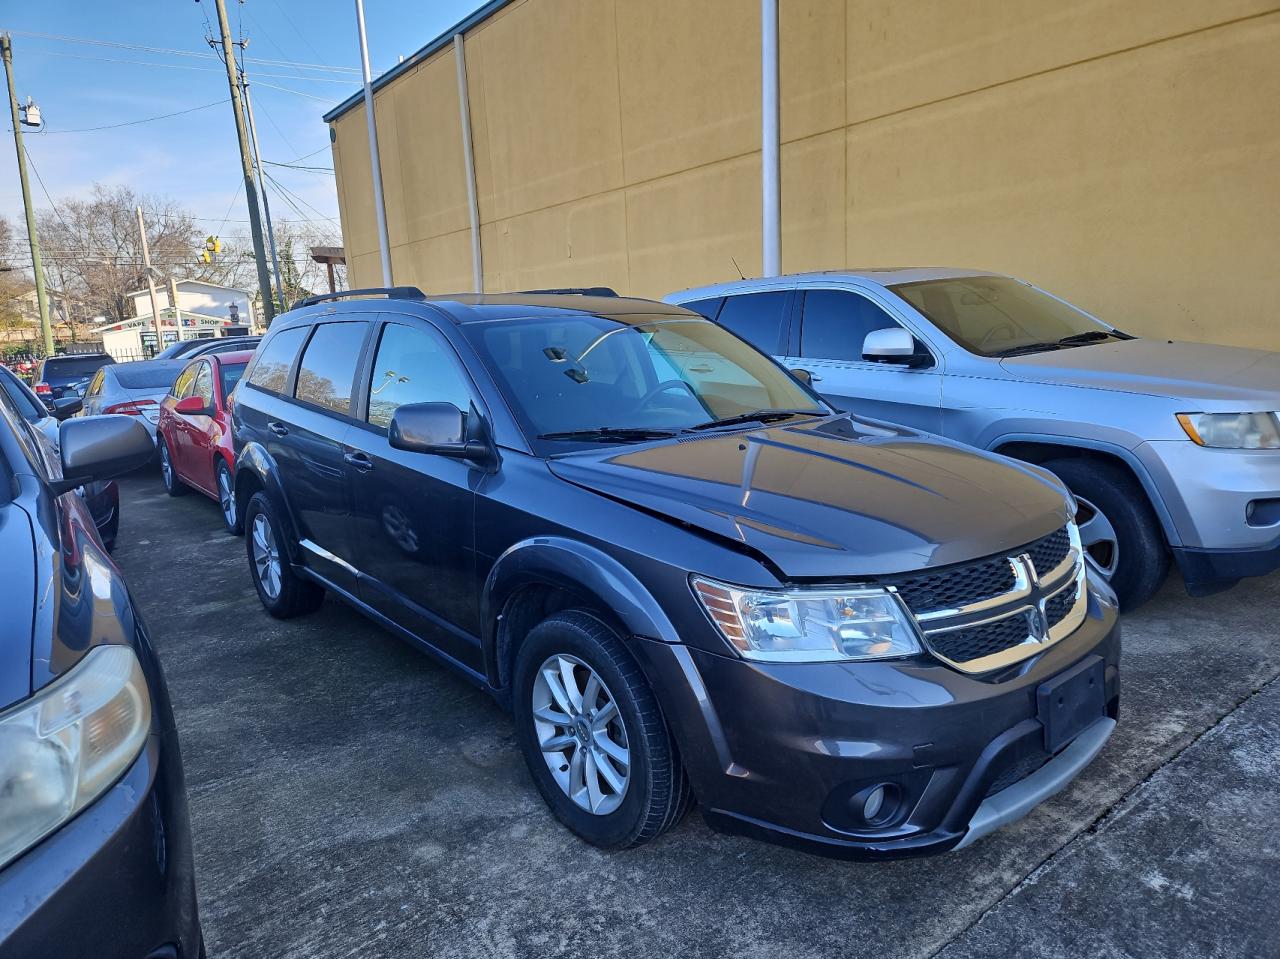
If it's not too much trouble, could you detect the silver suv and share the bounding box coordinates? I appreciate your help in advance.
[666,269,1280,609]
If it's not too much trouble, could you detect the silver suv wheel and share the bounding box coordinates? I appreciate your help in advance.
[531,653,630,816]
[251,513,281,600]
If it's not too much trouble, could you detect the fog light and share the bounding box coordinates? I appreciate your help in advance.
[863,785,886,821]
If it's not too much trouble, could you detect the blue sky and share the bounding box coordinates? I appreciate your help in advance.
[2,0,485,245]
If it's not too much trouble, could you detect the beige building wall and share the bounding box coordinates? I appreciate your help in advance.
[330,0,1280,350]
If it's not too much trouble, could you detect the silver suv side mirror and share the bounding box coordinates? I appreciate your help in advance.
[862,327,927,367]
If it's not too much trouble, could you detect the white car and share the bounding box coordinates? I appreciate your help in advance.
[80,359,189,444]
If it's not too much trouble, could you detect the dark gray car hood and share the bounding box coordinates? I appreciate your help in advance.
[1000,339,1280,404]
[548,416,1071,579]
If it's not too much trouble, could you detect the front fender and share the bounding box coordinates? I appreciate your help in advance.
[481,536,682,684]
[234,441,303,564]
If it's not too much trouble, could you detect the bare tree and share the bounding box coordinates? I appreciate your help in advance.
[35,184,209,323]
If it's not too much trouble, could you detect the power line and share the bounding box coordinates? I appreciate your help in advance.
[41,98,229,134]
[5,30,360,74]
[248,79,335,102]
[263,159,334,174]
[26,49,354,84]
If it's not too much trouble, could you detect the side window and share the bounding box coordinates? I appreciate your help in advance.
[294,322,368,416]
[367,324,473,430]
[85,370,105,399]
[246,327,307,394]
[171,365,197,399]
[800,290,900,362]
[716,292,788,354]
[192,363,214,406]
[680,297,725,322]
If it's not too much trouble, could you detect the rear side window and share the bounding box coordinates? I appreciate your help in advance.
[246,327,307,394]
[799,290,899,361]
[716,292,788,354]
[366,324,473,429]
[0,367,45,423]
[220,363,247,401]
[680,297,725,321]
[113,361,187,389]
[294,323,368,416]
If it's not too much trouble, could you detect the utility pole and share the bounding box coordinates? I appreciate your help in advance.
[760,0,781,278]
[136,207,164,354]
[169,276,183,339]
[2,34,53,355]
[211,0,275,323]
[354,0,393,286]
[239,75,284,309]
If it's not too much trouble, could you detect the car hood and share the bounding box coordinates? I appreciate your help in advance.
[0,503,37,710]
[547,415,1072,579]
[999,339,1280,404]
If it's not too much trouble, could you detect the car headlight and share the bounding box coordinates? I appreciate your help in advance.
[1177,412,1280,449]
[691,576,923,662]
[0,645,151,870]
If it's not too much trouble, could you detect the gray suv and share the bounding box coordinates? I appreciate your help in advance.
[666,269,1280,609]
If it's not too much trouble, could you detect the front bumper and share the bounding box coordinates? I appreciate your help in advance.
[0,731,202,959]
[633,582,1121,860]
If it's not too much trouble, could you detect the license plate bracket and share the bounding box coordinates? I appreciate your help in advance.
[1037,655,1105,754]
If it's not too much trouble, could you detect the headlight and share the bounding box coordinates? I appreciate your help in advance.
[691,576,923,662]
[1177,412,1280,449]
[0,645,151,870]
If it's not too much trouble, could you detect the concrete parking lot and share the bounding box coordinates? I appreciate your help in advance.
[112,470,1280,959]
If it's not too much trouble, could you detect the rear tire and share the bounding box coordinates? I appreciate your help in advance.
[1043,457,1170,611]
[244,491,324,618]
[158,437,186,497]
[513,610,692,850]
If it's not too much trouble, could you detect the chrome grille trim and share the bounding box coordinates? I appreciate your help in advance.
[911,523,1088,674]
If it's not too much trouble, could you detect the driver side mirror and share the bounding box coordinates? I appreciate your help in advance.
[52,396,82,421]
[862,327,930,367]
[388,402,494,465]
[51,415,154,495]
[174,395,212,416]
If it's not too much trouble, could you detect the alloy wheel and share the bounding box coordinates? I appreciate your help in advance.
[1076,495,1120,578]
[251,513,282,600]
[159,443,173,489]
[531,654,630,815]
[218,468,236,526]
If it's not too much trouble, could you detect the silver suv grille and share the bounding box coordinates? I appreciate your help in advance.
[887,523,1088,674]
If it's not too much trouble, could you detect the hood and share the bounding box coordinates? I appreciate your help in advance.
[548,415,1071,579]
[1000,339,1280,405]
[0,502,37,709]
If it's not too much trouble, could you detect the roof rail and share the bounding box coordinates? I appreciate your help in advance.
[517,287,618,297]
[292,286,427,310]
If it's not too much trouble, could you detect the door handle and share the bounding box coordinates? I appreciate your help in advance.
[267,422,289,436]
[344,451,374,472]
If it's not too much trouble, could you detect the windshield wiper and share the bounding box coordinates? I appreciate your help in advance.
[1057,330,1118,346]
[992,342,1064,357]
[537,426,679,443]
[686,409,819,432]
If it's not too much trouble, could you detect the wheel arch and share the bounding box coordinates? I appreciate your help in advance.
[988,433,1178,545]
[481,537,680,701]
[234,441,303,562]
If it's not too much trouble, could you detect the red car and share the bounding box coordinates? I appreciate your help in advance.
[156,349,254,533]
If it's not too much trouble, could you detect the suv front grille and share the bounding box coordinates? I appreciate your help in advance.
[886,524,1087,674]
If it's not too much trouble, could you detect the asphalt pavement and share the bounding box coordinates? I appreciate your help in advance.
[110,470,1280,959]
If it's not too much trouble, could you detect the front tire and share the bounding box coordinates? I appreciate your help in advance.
[244,492,324,618]
[1043,457,1170,610]
[216,460,242,535]
[158,437,186,497]
[513,611,692,850]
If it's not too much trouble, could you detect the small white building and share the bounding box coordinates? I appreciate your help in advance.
[99,279,257,359]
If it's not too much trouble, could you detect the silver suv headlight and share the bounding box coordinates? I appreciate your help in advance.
[1177,412,1280,449]
[691,576,923,663]
[0,645,151,869]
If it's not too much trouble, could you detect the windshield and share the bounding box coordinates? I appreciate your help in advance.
[890,276,1118,357]
[465,313,826,447]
